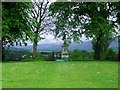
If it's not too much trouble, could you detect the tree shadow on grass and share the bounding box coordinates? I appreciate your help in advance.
[2,59,39,63]
[2,59,119,63]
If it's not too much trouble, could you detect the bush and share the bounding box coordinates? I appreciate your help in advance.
[35,52,45,61]
[70,49,82,61]
[81,50,93,60]
[44,52,55,61]
[106,48,118,61]
[2,47,10,61]
[70,49,93,61]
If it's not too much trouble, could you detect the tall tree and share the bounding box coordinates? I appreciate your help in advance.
[2,2,32,47]
[49,2,117,60]
[49,2,85,50]
[25,0,50,58]
[85,17,116,60]
[83,3,117,60]
[111,2,120,60]
[2,2,32,60]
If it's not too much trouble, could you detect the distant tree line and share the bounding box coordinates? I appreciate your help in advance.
[3,47,118,61]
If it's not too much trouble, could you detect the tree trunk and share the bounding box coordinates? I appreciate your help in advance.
[32,41,37,59]
[32,32,38,59]
[93,44,100,60]
[92,37,107,60]
[93,39,108,60]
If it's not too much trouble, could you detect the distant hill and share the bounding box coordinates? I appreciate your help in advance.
[12,38,118,51]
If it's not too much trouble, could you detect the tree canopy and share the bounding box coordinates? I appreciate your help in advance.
[24,0,50,58]
[2,2,32,47]
[2,1,119,60]
[49,2,119,60]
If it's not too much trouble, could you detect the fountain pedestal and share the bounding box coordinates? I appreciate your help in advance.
[61,45,69,61]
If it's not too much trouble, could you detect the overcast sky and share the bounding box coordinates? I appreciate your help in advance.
[27,34,92,45]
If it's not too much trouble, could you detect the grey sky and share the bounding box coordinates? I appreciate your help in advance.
[27,34,92,45]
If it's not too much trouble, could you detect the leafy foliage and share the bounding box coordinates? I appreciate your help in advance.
[2,2,32,47]
[69,49,92,61]
[49,2,84,44]
[25,0,50,58]
[84,3,118,60]
[49,2,118,60]
[106,48,118,61]
[35,52,45,61]
[69,49,82,61]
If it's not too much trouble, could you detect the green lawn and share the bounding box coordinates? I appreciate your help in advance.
[2,60,118,88]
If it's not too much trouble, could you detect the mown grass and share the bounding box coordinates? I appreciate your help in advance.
[2,60,118,88]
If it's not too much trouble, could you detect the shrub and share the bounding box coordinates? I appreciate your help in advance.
[35,52,45,61]
[81,50,93,60]
[69,49,82,61]
[106,48,118,61]
[70,49,93,61]
[2,47,10,61]
[45,52,55,61]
